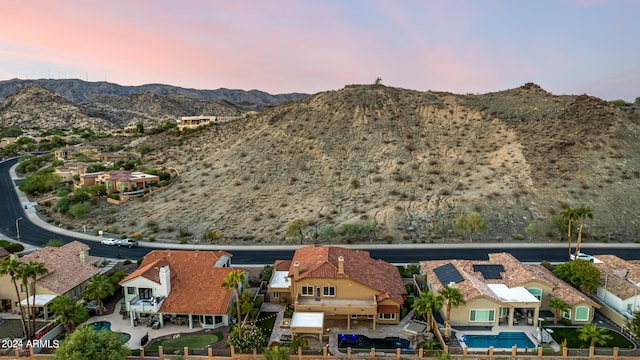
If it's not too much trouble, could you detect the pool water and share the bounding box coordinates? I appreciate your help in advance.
[463,332,535,349]
[90,321,131,344]
[338,334,413,352]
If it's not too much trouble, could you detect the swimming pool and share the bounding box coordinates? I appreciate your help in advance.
[338,334,413,352]
[463,332,535,349]
[90,321,131,344]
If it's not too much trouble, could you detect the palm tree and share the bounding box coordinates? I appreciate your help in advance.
[0,257,28,338]
[413,291,443,331]
[84,275,115,316]
[222,269,246,336]
[575,207,594,256]
[561,207,579,260]
[21,261,48,336]
[578,324,613,347]
[49,296,89,332]
[440,286,466,339]
[548,297,569,325]
[16,263,34,339]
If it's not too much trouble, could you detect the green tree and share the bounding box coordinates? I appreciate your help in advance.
[84,275,114,316]
[286,219,308,244]
[575,207,594,256]
[263,346,291,360]
[0,257,28,338]
[453,212,488,242]
[225,323,268,353]
[374,77,382,85]
[23,261,48,336]
[626,311,640,340]
[440,286,466,339]
[548,297,569,325]
[577,324,613,347]
[553,260,601,295]
[69,202,91,219]
[136,122,144,134]
[45,239,65,247]
[49,296,89,332]
[222,269,246,336]
[560,207,579,260]
[525,222,541,242]
[413,291,443,331]
[53,324,130,360]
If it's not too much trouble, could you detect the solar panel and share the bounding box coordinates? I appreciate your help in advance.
[434,263,464,285]
[473,264,505,279]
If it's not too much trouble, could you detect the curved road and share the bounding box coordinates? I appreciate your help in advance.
[2,157,640,265]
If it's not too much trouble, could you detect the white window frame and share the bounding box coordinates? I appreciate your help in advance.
[273,291,279,298]
[575,306,589,321]
[127,287,135,294]
[378,313,396,320]
[301,286,313,296]
[323,286,336,297]
[562,309,571,320]
[470,309,495,322]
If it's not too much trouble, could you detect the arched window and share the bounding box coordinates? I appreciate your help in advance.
[575,306,590,321]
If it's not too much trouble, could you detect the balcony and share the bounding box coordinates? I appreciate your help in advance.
[294,296,376,315]
[128,295,165,313]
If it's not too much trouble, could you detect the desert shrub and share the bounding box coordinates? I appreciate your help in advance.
[69,202,91,219]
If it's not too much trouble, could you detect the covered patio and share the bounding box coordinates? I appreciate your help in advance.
[487,284,541,327]
[291,312,325,341]
[19,294,57,321]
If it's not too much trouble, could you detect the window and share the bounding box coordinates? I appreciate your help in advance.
[575,306,589,321]
[323,286,336,297]
[301,286,313,296]
[20,284,27,293]
[528,288,542,301]
[127,287,135,295]
[499,307,509,317]
[139,288,153,300]
[627,304,633,312]
[562,309,571,320]
[378,313,396,320]
[273,292,279,298]
[470,309,495,322]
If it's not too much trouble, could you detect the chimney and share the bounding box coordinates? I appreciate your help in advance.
[79,250,89,266]
[338,256,344,275]
[293,261,300,278]
[159,266,171,296]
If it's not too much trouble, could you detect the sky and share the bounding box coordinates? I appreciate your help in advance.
[1,1,638,101]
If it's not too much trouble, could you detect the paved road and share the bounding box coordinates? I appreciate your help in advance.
[2,157,640,265]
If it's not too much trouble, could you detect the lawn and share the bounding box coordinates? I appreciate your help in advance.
[146,332,223,353]
[548,327,634,349]
[256,311,278,338]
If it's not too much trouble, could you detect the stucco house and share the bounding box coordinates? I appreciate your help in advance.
[420,253,599,329]
[0,241,102,318]
[593,255,640,319]
[78,169,159,194]
[54,144,98,161]
[119,250,240,329]
[268,245,407,329]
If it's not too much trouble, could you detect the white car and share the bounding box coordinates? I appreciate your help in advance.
[570,252,595,262]
[100,238,119,246]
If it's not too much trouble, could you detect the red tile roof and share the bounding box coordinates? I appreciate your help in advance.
[121,250,237,315]
[20,241,101,295]
[288,245,407,303]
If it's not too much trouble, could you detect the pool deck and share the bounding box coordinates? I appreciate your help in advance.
[455,325,560,353]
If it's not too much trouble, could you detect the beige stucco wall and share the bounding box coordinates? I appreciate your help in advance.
[445,297,500,327]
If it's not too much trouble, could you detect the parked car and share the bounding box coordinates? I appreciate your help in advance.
[100,238,119,246]
[570,252,595,262]
[118,238,138,248]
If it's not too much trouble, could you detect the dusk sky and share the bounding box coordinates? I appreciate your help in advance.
[1,1,638,101]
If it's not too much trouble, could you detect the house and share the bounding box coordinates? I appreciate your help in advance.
[177,115,218,130]
[420,253,599,329]
[53,162,90,183]
[78,169,159,194]
[0,241,102,318]
[119,250,240,329]
[269,245,407,329]
[593,255,640,319]
[94,152,130,164]
[54,144,98,161]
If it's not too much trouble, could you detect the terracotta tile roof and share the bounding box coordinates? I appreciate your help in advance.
[20,241,101,295]
[524,265,599,307]
[420,252,597,307]
[274,260,291,271]
[288,245,407,304]
[121,250,237,315]
[593,255,640,300]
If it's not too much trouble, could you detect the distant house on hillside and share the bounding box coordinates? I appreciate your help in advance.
[54,144,98,161]
[78,169,159,194]
[177,115,217,130]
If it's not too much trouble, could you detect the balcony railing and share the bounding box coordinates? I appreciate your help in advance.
[294,295,376,315]
[128,295,165,313]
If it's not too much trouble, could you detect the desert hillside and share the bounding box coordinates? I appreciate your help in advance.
[42,83,640,245]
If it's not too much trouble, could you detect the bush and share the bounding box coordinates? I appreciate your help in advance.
[3,243,24,253]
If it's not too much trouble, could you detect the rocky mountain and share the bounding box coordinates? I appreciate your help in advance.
[0,85,117,131]
[0,78,309,110]
[74,82,640,246]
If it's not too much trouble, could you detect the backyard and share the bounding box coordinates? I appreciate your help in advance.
[146,332,223,354]
[548,327,634,349]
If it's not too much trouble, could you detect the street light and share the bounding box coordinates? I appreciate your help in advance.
[15,217,22,243]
